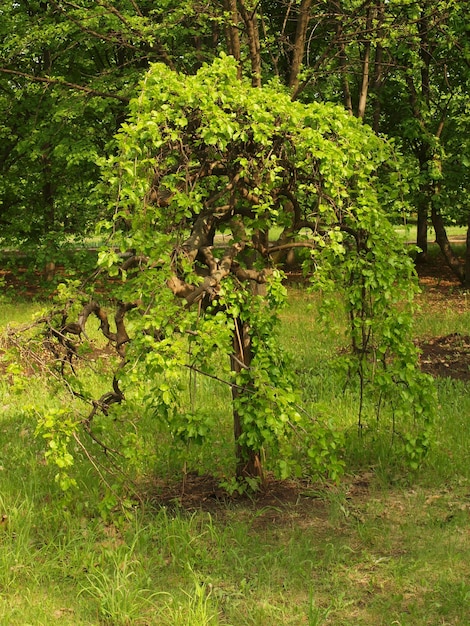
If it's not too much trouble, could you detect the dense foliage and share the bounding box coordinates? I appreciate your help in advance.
[3,0,466,488]
[16,56,433,489]
[1,1,468,276]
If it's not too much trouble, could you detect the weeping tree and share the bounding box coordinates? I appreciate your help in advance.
[18,55,434,489]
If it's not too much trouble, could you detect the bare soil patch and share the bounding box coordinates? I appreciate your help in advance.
[415,256,470,381]
[418,333,470,380]
[142,470,377,523]
[145,473,320,513]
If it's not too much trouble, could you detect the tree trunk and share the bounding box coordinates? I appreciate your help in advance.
[224,0,242,78]
[238,1,261,87]
[357,7,374,119]
[230,317,263,481]
[42,143,57,281]
[426,151,463,282]
[288,0,313,93]
[431,204,465,283]
[465,217,470,288]
[415,199,428,263]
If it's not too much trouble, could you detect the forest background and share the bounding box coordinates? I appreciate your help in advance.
[1,0,469,275]
[1,2,470,624]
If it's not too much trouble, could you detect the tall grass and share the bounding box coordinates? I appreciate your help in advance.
[2,287,470,624]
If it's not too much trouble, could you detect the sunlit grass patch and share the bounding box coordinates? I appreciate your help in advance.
[1,283,470,624]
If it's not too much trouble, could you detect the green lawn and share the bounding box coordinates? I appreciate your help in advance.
[1,287,470,625]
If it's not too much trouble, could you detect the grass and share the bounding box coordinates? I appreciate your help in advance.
[2,285,470,624]
[394,224,467,243]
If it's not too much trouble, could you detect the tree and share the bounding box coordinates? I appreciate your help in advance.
[23,56,433,489]
[0,1,133,250]
[375,0,470,276]
[290,0,470,277]
[0,0,394,252]
[0,0,198,261]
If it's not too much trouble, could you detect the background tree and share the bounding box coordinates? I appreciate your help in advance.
[0,2,131,250]
[0,0,341,260]
[290,0,470,277]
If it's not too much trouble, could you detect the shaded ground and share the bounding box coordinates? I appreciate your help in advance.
[418,333,470,380]
[142,470,371,523]
[145,473,322,515]
[415,254,470,381]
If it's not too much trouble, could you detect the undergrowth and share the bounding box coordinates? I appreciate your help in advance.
[1,288,470,624]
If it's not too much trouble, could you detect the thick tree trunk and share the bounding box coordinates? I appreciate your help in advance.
[424,150,463,282]
[224,0,242,78]
[231,317,263,481]
[42,143,56,281]
[431,205,465,283]
[238,1,261,87]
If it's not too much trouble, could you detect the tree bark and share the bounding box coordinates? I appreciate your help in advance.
[431,204,465,283]
[288,0,313,93]
[357,6,375,119]
[224,0,242,78]
[231,317,263,481]
[42,143,57,281]
[238,1,261,87]
[415,198,428,263]
[465,216,470,288]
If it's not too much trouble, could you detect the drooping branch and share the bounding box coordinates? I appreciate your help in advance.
[77,301,114,341]
[115,301,138,355]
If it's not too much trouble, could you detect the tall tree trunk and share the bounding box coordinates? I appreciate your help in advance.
[415,199,428,263]
[288,0,313,93]
[238,1,261,87]
[431,202,465,284]
[224,0,242,78]
[415,145,430,263]
[411,9,434,266]
[465,215,470,288]
[231,317,263,481]
[357,6,375,119]
[42,143,56,281]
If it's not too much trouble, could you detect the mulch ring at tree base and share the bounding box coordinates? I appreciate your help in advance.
[417,333,470,381]
[141,471,379,526]
[143,472,332,516]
